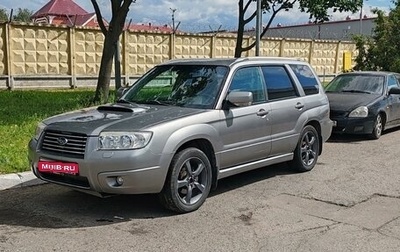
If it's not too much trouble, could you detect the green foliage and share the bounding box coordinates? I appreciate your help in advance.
[235,0,363,57]
[13,8,34,22]
[354,1,400,73]
[0,89,95,174]
[0,8,8,22]
[297,0,362,22]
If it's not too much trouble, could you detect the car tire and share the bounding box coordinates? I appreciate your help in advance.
[289,125,320,172]
[370,113,383,140]
[159,147,212,213]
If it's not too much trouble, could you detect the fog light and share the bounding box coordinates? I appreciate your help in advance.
[354,126,364,132]
[116,176,124,186]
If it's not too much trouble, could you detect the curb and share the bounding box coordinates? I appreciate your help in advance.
[0,171,46,191]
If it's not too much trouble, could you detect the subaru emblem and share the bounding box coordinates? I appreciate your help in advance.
[57,137,68,146]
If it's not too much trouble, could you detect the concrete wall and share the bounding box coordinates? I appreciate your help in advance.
[0,22,357,89]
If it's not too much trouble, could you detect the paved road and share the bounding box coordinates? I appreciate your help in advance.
[1,129,400,251]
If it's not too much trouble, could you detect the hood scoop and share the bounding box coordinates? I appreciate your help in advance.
[97,104,148,113]
[97,104,135,112]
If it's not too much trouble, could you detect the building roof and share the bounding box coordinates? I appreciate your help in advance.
[31,0,174,32]
[32,0,88,18]
[128,23,174,33]
[270,16,376,30]
[73,13,96,26]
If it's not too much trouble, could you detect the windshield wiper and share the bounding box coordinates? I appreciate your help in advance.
[139,100,174,106]
[116,98,149,108]
[341,89,372,94]
[116,98,136,105]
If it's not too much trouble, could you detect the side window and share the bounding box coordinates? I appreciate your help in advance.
[261,66,298,100]
[289,64,319,95]
[388,75,400,88]
[229,67,266,104]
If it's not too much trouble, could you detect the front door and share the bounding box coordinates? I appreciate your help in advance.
[218,66,272,169]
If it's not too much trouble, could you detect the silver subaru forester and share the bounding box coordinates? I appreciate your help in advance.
[28,57,333,213]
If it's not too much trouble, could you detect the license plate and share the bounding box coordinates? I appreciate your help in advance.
[38,161,79,175]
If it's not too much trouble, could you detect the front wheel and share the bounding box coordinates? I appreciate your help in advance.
[159,148,212,213]
[289,125,320,172]
[370,113,383,140]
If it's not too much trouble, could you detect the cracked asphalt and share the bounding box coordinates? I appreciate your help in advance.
[1,129,400,251]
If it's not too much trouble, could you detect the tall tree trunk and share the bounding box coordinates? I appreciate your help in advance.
[90,0,134,104]
[235,0,245,58]
[94,35,116,103]
[234,0,256,57]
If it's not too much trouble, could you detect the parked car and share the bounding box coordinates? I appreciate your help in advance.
[28,57,333,213]
[325,71,400,139]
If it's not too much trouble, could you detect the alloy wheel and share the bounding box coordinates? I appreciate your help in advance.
[300,131,317,166]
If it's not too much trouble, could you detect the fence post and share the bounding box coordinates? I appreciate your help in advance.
[5,22,14,89]
[308,40,314,63]
[122,30,129,86]
[68,26,76,88]
[334,41,341,74]
[279,38,285,57]
[169,33,175,59]
[210,35,216,58]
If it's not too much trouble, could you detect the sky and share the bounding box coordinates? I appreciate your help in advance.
[0,0,393,32]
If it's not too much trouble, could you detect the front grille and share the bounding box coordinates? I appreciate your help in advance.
[330,110,348,118]
[40,131,87,159]
[38,171,90,189]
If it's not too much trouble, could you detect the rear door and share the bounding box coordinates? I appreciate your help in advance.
[261,65,305,156]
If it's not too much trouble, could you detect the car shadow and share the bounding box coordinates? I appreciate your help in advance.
[0,163,295,229]
[327,133,368,143]
[328,126,400,143]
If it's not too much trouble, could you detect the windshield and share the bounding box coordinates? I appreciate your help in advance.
[325,74,385,95]
[122,65,228,109]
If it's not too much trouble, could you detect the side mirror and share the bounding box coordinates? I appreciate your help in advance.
[116,86,129,99]
[389,87,400,95]
[226,91,253,107]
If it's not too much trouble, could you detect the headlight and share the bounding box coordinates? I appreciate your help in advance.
[349,106,368,118]
[98,132,152,150]
[34,122,47,140]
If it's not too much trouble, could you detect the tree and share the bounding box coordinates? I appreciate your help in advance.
[0,8,8,22]
[235,0,363,57]
[90,0,135,103]
[13,8,34,22]
[354,1,400,72]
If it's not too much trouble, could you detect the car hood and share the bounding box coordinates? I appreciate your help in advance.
[43,103,206,135]
[326,92,380,112]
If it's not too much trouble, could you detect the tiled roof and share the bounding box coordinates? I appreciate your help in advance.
[73,13,96,26]
[32,0,88,18]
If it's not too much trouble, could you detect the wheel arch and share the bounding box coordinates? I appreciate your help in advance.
[176,139,218,190]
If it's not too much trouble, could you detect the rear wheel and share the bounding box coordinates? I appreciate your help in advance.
[370,113,383,140]
[159,148,212,213]
[290,125,320,172]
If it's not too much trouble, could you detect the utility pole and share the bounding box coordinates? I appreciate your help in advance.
[359,0,366,34]
[170,8,177,34]
[255,0,261,56]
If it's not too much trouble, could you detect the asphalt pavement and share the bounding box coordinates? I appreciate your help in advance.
[2,131,400,252]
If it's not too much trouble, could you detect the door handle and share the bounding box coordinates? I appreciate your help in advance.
[295,102,304,109]
[257,109,269,117]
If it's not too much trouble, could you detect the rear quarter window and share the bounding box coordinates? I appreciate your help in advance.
[290,64,319,95]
